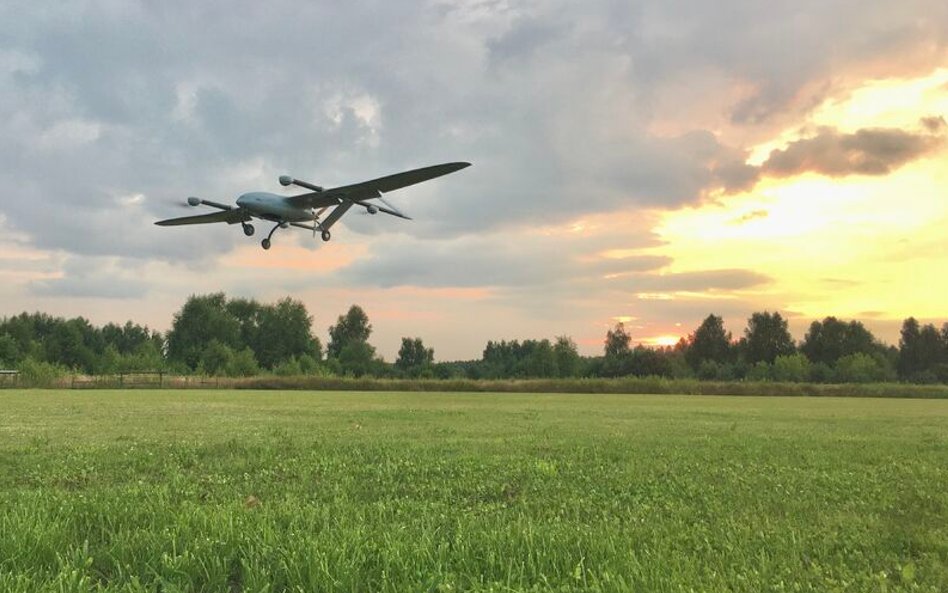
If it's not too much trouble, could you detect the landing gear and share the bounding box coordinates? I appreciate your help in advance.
[242,223,255,237]
[321,230,331,242]
[260,221,283,250]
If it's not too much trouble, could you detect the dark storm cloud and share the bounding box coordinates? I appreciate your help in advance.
[761,125,945,178]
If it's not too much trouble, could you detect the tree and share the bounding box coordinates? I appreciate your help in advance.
[337,341,377,377]
[254,298,321,368]
[44,317,100,373]
[917,323,946,381]
[226,297,263,352]
[101,321,159,356]
[896,317,945,381]
[396,337,434,374]
[327,305,372,359]
[200,340,236,376]
[166,293,241,370]
[685,314,733,370]
[602,323,633,377]
[898,317,921,379]
[938,323,948,382]
[0,333,20,367]
[518,339,557,378]
[742,311,795,364]
[553,336,582,378]
[604,323,632,358]
[629,345,673,377]
[482,340,518,378]
[801,317,877,366]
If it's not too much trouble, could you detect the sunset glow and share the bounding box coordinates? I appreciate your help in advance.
[648,69,948,340]
[1,4,945,359]
[644,335,681,348]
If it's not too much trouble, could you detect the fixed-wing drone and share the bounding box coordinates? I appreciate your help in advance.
[155,162,470,250]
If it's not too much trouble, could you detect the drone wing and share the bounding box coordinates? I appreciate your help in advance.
[285,162,471,209]
[155,209,250,226]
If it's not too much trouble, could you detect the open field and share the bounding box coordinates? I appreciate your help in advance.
[1,390,946,592]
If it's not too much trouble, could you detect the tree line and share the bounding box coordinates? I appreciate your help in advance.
[2,294,947,384]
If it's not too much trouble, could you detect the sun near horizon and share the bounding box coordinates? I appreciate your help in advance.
[622,68,948,349]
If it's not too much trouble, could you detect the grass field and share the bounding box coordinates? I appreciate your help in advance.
[1,390,946,592]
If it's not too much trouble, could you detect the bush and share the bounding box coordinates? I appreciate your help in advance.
[808,362,834,383]
[297,354,322,374]
[834,353,890,383]
[201,340,235,376]
[745,361,772,382]
[228,348,260,377]
[17,357,68,387]
[697,360,720,380]
[773,353,811,382]
[273,357,303,377]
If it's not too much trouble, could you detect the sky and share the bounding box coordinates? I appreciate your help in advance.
[1,0,946,360]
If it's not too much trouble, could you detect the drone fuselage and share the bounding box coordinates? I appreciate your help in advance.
[235,192,314,223]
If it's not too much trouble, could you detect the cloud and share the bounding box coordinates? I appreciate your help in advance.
[337,234,670,289]
[29,257,149,299]
[2,0,943,262]
[0,0,946,358]
[921,115,946,133]
[622,269,772,293]
[731,209,768,225]
[760,124,945,178]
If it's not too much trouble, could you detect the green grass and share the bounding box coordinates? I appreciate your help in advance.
[1,390,946,592]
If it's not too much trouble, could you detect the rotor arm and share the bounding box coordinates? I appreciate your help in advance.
[187,197,234,211]
[279,175,323,193]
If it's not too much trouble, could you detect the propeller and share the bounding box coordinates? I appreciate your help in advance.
[167,196,202,209]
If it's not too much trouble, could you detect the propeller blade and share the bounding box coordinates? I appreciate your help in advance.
[167,198,197,209]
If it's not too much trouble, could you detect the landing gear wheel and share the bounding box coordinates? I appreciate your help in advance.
[262,221,282,250]
[321,230,331,242]
[243,223,255,237]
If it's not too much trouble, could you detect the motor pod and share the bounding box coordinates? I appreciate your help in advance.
[187,196,201,206]
[279,175,294,187]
